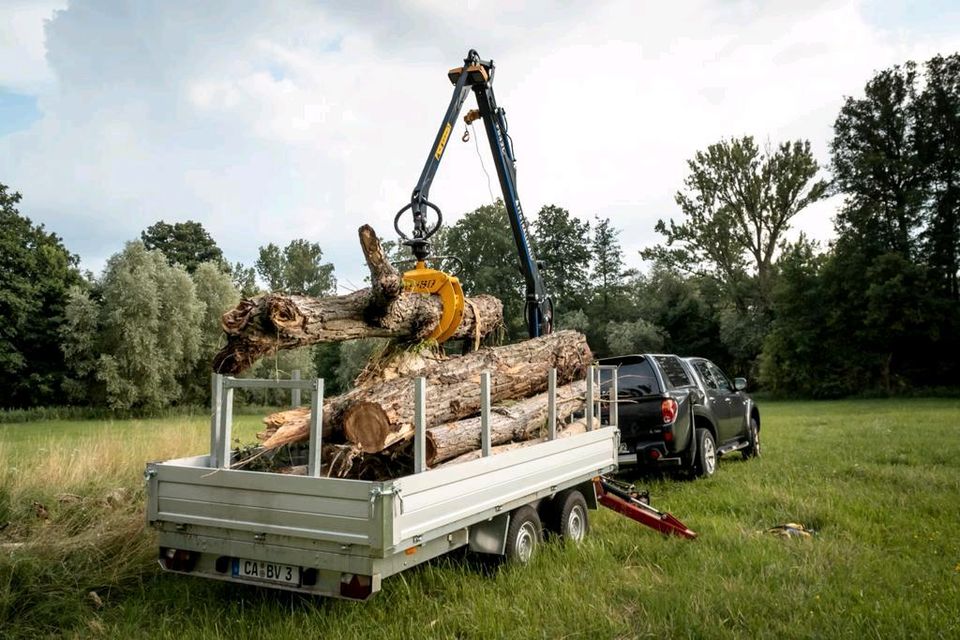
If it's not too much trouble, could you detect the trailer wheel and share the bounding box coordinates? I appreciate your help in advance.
[693,428,717,478]
[504,506,542,564]
[548,490,589,543]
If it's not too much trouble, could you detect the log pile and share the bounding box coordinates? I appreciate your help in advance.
[234,330,593,479]
[223,225,596,480]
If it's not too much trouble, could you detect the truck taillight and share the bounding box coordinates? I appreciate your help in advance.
[661,398,678,424]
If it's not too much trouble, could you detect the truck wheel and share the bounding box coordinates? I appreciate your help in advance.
[694,428,717,478]
[743,417,761,459]
[504,506,543,564]
[549,490,589,543]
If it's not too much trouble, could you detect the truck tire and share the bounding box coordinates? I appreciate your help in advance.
[504,505,543,564]
[742,417,761,459]
[694,428,717,478]
[548,490,589,543]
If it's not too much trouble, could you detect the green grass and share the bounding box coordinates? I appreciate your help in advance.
[1,399,958,639]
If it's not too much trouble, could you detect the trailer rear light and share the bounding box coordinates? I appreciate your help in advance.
[649,449,661,460]
[340,573,373,600]
[159,547,197,572]
[661,398,678,424]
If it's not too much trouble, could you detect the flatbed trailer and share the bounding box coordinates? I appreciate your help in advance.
[146,367,622,599]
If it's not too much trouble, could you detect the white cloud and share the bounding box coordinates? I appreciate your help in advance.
[0,0,958,290]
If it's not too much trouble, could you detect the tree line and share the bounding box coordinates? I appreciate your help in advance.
[0,53,956,411]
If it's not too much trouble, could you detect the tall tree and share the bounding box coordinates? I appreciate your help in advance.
[255,239,336,296]
[0,184,83,407]
[531,205,591,310]
[61,242,203,410]
[831,63,925,259]
[915,54,960,299]
[141,220,224,273]
[644,136,827,311]
[590,216,626,317]
[444,201,525,339]
[182,262,241,403]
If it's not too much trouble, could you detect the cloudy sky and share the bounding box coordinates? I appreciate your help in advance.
[2,1,958,291]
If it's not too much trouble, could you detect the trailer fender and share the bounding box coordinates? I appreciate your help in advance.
[468,512,511,555]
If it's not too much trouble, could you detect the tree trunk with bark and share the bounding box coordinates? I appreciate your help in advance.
[213,225,504,374]
[424,380,586,466]
[341,330,591,453]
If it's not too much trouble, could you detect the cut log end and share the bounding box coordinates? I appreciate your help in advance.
[343,402,396,453]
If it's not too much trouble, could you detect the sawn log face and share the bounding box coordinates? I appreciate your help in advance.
[342,330,592,453]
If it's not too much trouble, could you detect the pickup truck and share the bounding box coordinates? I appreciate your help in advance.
[598,354,760,477]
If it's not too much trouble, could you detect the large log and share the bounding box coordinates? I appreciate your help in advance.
[342,330,591,453]
[255,330,592,454]
[212,225,504,374]
[424,380,586,466]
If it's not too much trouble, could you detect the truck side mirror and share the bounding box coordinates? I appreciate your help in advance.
[734,377,747,391]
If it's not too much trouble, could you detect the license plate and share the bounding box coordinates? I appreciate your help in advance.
[232,558,299,585]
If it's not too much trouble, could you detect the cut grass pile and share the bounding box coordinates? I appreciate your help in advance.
[1,399,958,639]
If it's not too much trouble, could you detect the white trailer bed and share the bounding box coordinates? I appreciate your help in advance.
[146,368,619,599]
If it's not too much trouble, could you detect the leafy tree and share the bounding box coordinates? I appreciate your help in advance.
[0,184,83,407]
[629,264,728,366]
[256,240,336,296]
[229,261,259,298]
[444,201,526,339]
[182,262,241,403]
[604,319,665,355]
[532,205,591,310]
[141,220,224,274]
[590,216,626,316]
[61,242,203,410]
[915,54,960,299]
[831,63,926,260]
[644,136,827,311]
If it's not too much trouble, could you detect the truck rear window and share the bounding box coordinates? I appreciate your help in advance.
[653,356,692,389]
[607,359,660,398]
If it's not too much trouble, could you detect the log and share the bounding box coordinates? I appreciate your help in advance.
[435,419,597,468]
[424,380,586,466]
[213,225,504,374]
[255,330,592,454]
[342,330,591,453]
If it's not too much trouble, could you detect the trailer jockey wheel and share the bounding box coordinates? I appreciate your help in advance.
[504,506,542,564]
[547,489,589,543]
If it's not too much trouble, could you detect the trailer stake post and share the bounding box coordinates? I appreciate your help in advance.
[308,377,324,477]
[547,368,557,440]
[291,369,301,407]
[414,377,427,473]
[585,366,595,430]
[209,374,223,468]
[480,372,492,456]
[217,383,234,469]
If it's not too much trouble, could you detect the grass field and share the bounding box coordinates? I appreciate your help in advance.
[1,399,958,639]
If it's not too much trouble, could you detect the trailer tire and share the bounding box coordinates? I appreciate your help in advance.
[548,490,589,543]
[504,506,542,564]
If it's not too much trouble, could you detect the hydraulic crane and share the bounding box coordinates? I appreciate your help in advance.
[394,51,696,540]
[395,49,554,341]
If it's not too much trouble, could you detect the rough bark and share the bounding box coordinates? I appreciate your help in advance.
[424,380,586,466]
[256,330,592,454]
[342,330,591,453]
[212,225,504,374]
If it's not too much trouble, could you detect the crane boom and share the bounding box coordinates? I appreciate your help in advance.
[395,49,553,338]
